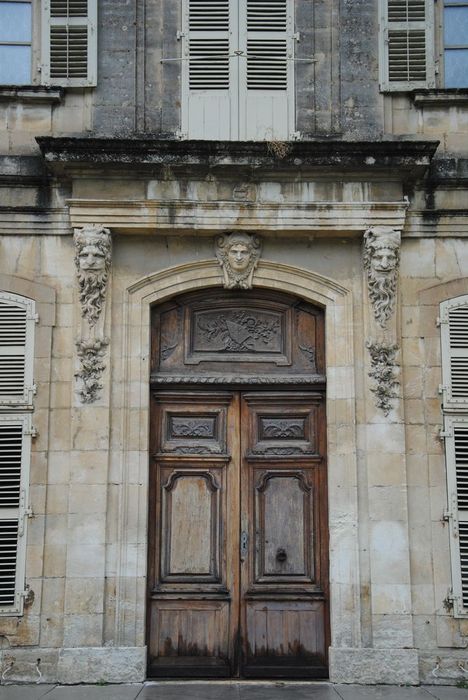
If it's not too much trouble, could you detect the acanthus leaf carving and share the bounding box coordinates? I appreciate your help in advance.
[363,227,401,328]
[366,339,400,416]
[74,337,109,404]
[215,231,262,290]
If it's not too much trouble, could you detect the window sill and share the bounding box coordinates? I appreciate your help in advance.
[412,89,468,106]
[0,85,64,104]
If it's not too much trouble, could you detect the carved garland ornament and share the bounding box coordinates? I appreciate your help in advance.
[74,225,112,404]
[75,337,109,404]
[366,340,400,416]
[363,227,401,328]
[215,231,262,290]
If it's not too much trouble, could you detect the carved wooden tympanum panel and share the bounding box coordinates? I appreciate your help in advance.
[151,290,325,384]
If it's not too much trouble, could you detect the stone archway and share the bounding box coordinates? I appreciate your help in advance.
[109,259,360,680]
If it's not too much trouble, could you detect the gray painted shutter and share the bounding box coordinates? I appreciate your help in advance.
[440,296,468,411]
[0,293,35,408]
[445,417,468,615]
[240,0,294,140]
[182,0,235,139]
[182,0,295,140]
[379,0,435,90]
[41,0,97,87]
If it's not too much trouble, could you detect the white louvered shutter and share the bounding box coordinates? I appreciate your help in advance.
[181,0,295,140]
[379,0,435,90]
[182,0,236,139]
[440,296,468,411]
[445,417,468,615]
[240,0,294,140]
[41,0,97,87]
[0,416,31,614]
[0,293,35,408]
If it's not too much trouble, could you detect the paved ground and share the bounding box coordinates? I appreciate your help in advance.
[1,683,468,700]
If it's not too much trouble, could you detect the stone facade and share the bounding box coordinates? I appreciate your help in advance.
[0,0,468,687]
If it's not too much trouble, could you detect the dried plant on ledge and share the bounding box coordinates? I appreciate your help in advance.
[366,340,400,416]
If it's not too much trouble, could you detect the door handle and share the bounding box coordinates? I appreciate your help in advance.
[240,530,249,562]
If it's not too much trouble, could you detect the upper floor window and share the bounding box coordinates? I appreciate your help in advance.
[444,0,468,87]
[379,0,468,90]
[0,0,97,87]
[0,1,32,84]
[181,0,296,141]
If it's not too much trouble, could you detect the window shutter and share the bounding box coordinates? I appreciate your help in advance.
[445,417,468,615]
[440,296,468,411]
[181,0,295,140]
[0,293,35,408]
[182,0,234,139]
[0,416,31,614]
[379,0,435,90]
[41,0,97,87]
[240,0,294,140]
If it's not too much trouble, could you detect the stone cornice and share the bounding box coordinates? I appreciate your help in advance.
[37,137,439,180]
[68,198,408,236]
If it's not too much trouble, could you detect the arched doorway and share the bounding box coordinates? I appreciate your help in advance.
[147,289,329,678]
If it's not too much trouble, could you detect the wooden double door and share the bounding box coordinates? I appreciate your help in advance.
[147,389,329,678]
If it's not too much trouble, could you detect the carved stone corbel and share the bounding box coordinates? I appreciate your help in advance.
[363,226,401,329]
[366,340,400,417]
[73,225,112,403]
[215,231,262,289]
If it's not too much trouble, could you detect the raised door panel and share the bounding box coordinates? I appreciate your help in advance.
[255,470,313,583]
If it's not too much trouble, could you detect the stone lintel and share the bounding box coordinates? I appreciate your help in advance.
[37,137,439,180]
[68,199,408,236]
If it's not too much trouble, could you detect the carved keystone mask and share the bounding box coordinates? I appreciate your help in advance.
[74,225,112,327]
[215,231,262,290]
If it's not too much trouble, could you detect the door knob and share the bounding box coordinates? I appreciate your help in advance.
[276,548,287,563]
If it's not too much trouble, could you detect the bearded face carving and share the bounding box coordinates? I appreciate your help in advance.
[363,227,401,328]
[215,231,262,289]
[74,225,112,327]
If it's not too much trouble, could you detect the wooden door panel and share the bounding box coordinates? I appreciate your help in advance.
[244,601,327,677]
[160,468,222,582]
[149,600,230,677]
[240,392,328,678]
[148,391,238,677]
[255,470,313,582]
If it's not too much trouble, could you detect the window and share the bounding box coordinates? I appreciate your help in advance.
[181,0,295,140]
[0,292,36,614]
[380,0,468,90]
[0,1,32,84]
[379,0,436,90]
[443,0,468,87]
[0,0,97,87]
[440,296,468,616]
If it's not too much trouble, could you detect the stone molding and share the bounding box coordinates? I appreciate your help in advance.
[68,199,408,236]
[113,259,361,669]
